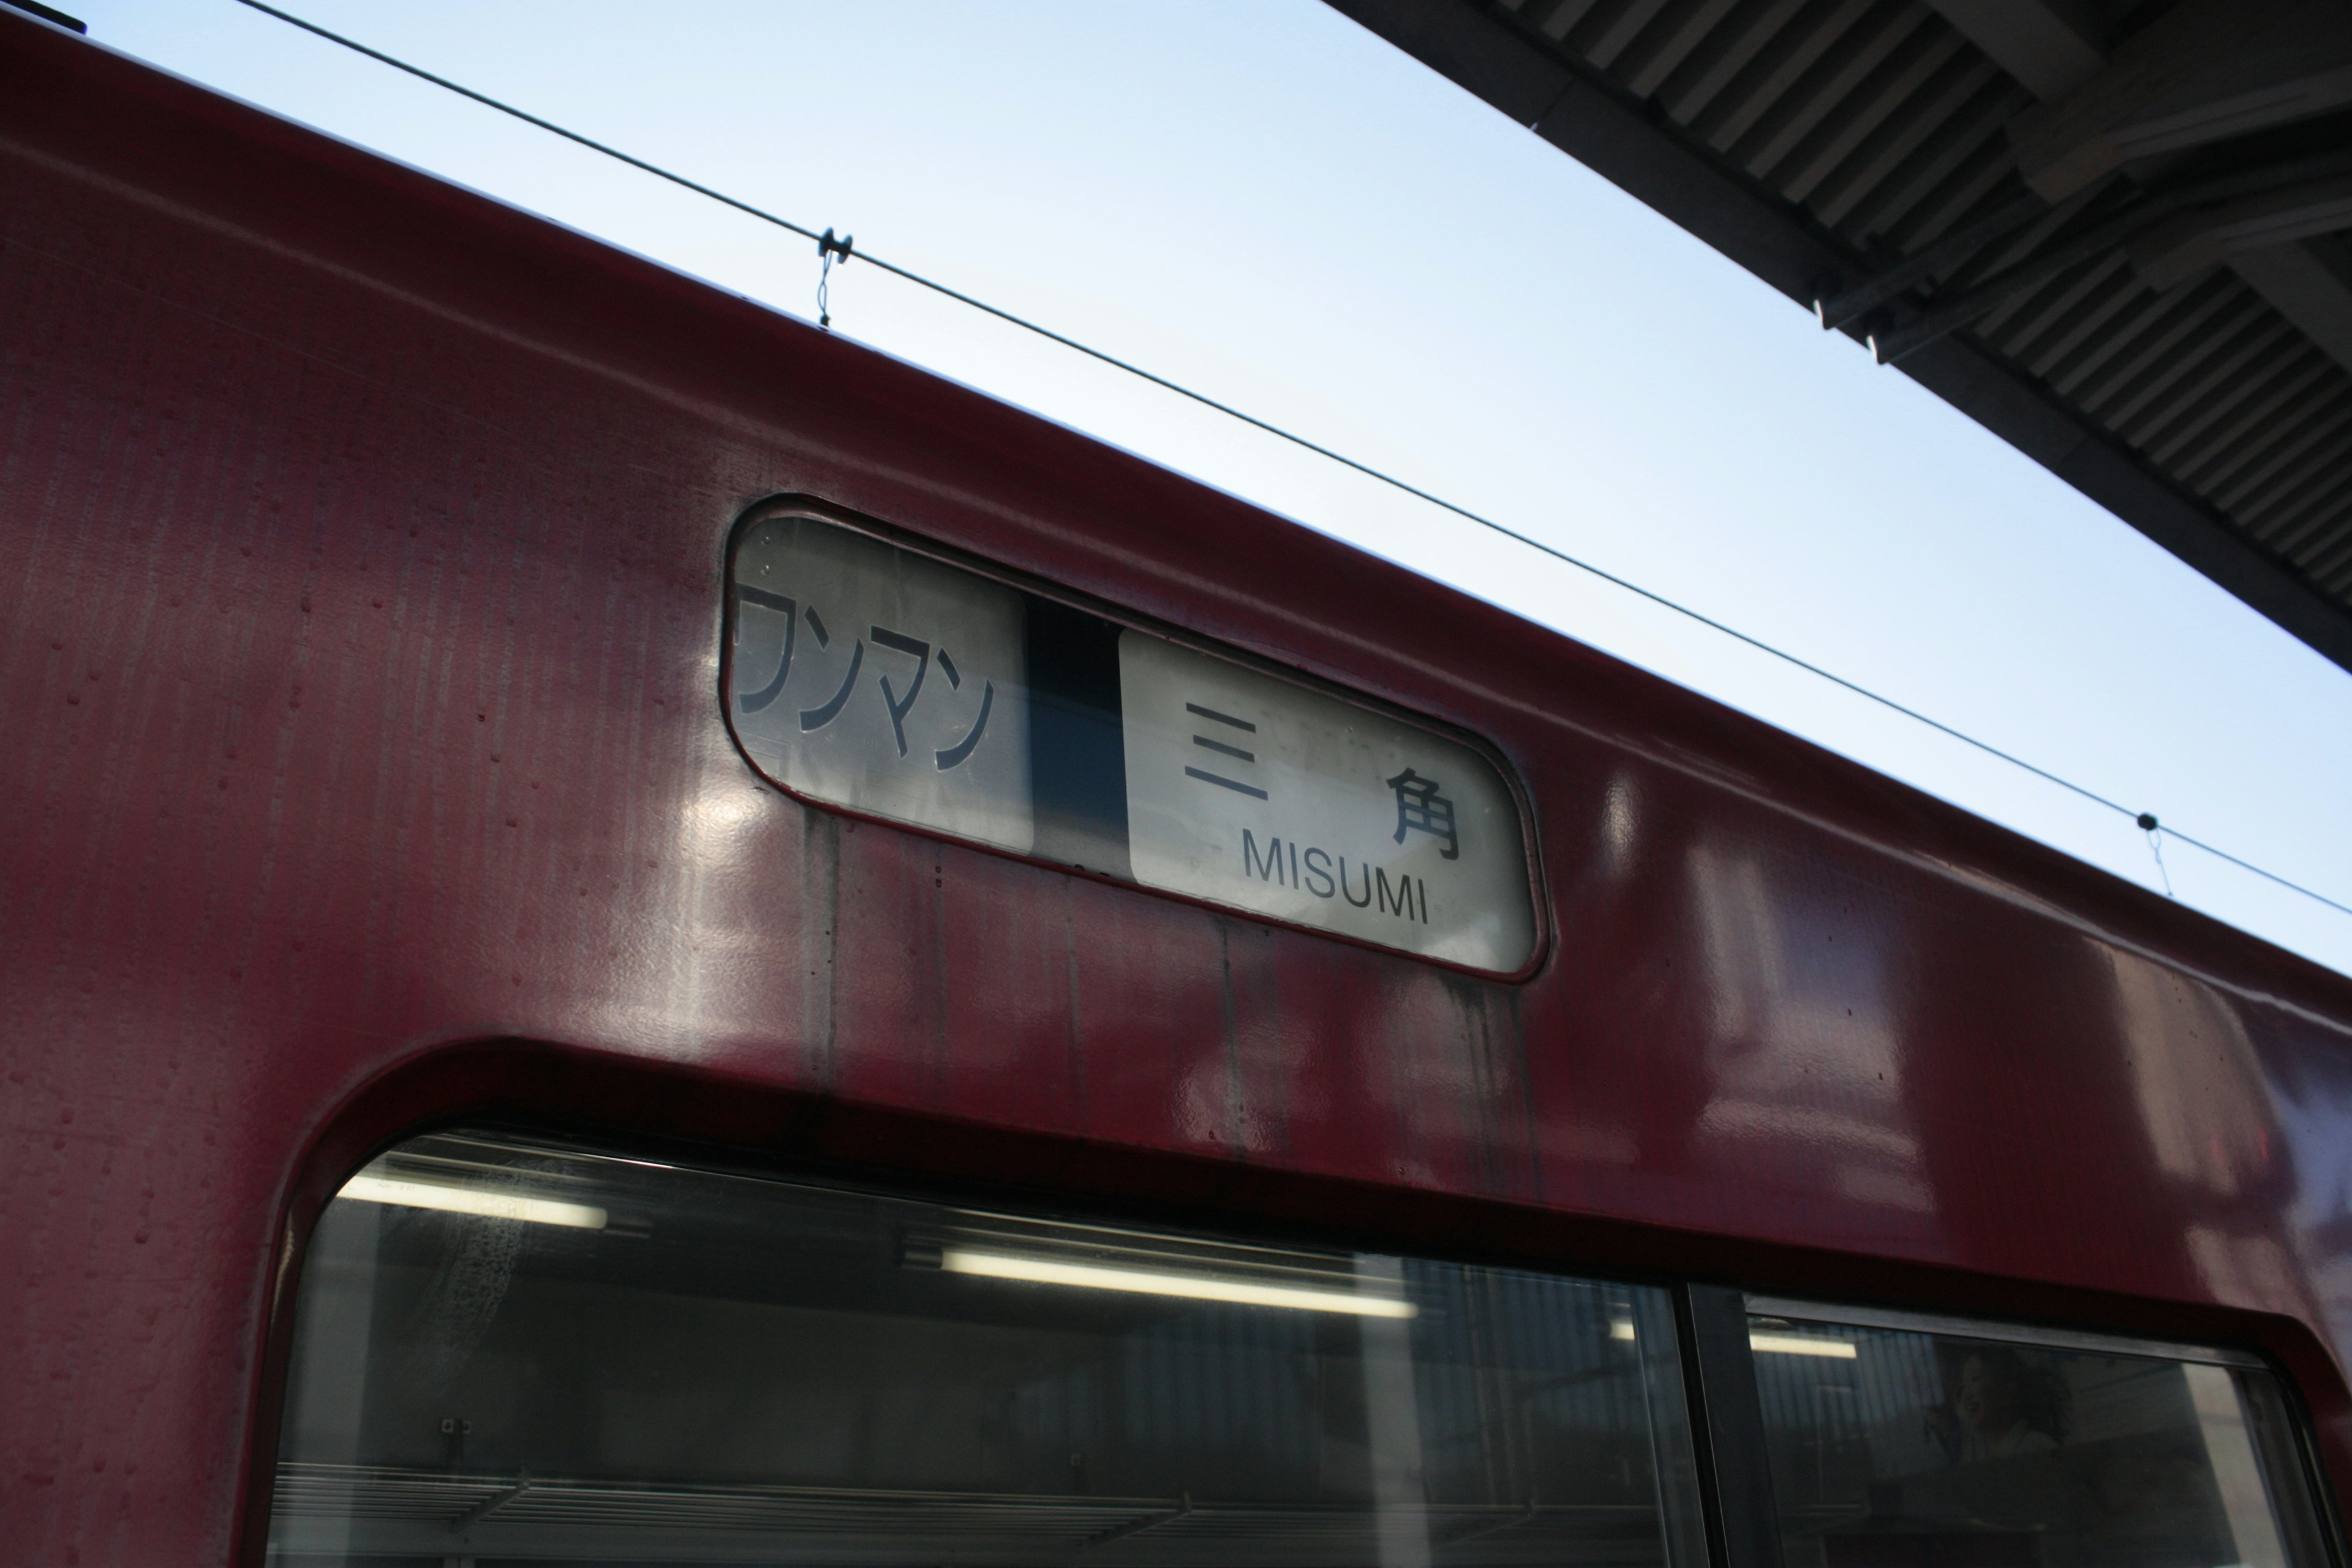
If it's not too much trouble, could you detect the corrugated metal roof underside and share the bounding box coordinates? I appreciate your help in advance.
[1493,0,2352,602]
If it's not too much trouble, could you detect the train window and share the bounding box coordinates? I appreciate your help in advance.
[1743,1300,2335,1568]
[266,1131,1708,1566]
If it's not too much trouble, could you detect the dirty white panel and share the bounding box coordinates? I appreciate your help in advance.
[728,519,1032,854]
[1118,633,1535,971]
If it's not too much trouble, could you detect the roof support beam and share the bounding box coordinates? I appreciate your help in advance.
[1926,0,2106,103]
[2131,173,2352,291]
[2232,236,2352,377]
[2009,0,2352,202]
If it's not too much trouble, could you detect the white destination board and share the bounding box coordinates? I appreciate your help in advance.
[728,518,1033,854]
[1118,632,1537,973]
[725,516,1537,973]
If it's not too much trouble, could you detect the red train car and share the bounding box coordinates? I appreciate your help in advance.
[6,11,2352,1568]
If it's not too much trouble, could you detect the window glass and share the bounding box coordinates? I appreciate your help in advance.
[268,1131,1706,1566]
[1747,1309,2334,1568]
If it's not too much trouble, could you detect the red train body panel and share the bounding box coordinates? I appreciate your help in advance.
[4,15,2351,1563]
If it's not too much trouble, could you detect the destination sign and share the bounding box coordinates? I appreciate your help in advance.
[729,518,1033,856]
[725,514,1538,973]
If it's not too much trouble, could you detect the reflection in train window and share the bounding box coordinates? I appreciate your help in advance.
[1747,1310,2333,1568]
[267,1131,1708,1566]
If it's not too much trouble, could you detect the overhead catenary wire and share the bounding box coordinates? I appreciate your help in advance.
[227,0,2352,928]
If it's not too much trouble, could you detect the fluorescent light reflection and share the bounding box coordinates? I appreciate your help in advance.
[1749,1332,1858,1359]
[938,1246,1417,1317]
[339,1173,608,1231]
[1610,1319,1637,1341]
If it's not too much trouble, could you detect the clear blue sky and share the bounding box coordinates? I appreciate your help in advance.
[62,0,2352,976]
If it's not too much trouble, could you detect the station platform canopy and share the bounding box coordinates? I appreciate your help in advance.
[1329,0,2352,676]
